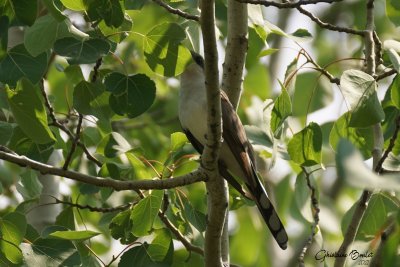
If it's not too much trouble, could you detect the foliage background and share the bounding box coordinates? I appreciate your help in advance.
[0,0,399,266]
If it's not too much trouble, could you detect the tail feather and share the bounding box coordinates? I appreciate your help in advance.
[248,179,288,250]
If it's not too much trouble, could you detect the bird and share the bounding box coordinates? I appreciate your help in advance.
[178,50,288,250]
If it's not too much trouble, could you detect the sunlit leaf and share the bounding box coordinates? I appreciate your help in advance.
[6,79,56,144]
[60,0,85,11]
[143,22,191,77]
[288,122,322,166]
[147,229,173,262]
[340,69,384,127]
[17,169,43,200]
[390,74,400,109]
[130,190,163,236]
[0,212,26,264]
[49,230,100,241]
[329,112,374,158]
[271,84,292,139]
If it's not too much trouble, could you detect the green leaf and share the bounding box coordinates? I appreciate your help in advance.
[170,132,188,152]
[104,72,156,118]
[292,72,333,117]
[6,79,56,144]
[258,48,279,58]
[11,0,37,26]
[0,121,13,145]
[390,74,400,109]
[0,212,27,264]
[387,48,400,73]
[21,238,79,267]
[342,193,399,240]
[96,132,132,158]
[60,0,86,11]
[336,139,400,191]
[86,0,125,28]
[183,202,207,232]
[144,22,191,77]
[49,230,100,241]
[386,0,400,26]
[8,127,54,162]
[291,28,312,39]
[124,0,146,10]
[147,229,173,262]
[130,190,163,236]
[288,122,322,166]
[24,15,84,57]
[340,69,384,127]
[0,16,8,60]
[329,112,374,158]
[271,84,292,139]
[17,169,43,200]
[126,152,152,179]
[54,37,110,64]
[73,81,113,120]
[42,0,67,21]
[0,44,48,86]
[294,172,313,223]
[99,14,132,43]
[55,207,75,230]
[109,210,137,244]
[119,243,168,267]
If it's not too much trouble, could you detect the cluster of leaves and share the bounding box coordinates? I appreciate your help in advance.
[0,0,399,267]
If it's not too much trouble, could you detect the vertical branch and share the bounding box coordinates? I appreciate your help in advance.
[219,1,248,263]
[221,0,248,109]
[334,1,382,266]
[200,0,227,266]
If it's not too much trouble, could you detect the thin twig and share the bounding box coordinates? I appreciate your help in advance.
[159,212,205,255]
[300,50,341,85]
[50,196,135,213]
[296,6,365,36]
[63,114,83,170]
[39,80,102,167]
[152,0,199,21]
[237,0,343,9]
[373,31,383,66]
[375,116,400,174]
[376,68,398,81]
[0,146,208,191]
[298,168,320,266]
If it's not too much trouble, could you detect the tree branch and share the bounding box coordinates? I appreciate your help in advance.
[375,115,400,174]
[376,68,397,81]
[51,196,135,213]
[0,146,207,191]
[200,0,228,265]
[152,0,199,21]
[221,0,248,109]
[236,0,343,9]
[298,168,320,266]
[39,80,102,167]
[62,113,83,170]
[296,6,365,36]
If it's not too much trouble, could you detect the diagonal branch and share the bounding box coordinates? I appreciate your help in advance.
[152,0,199,21]
[39,80,102,167]
[0,146,207,191]
[296,6,365,36]
[237,0,343,9]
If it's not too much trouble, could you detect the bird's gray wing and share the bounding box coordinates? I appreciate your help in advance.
[182,128,249,199]
[220,91,288,250]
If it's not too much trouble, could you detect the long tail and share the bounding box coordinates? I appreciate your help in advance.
[248,177,288,250]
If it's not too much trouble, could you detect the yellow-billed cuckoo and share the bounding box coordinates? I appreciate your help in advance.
[179,51,288,250]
